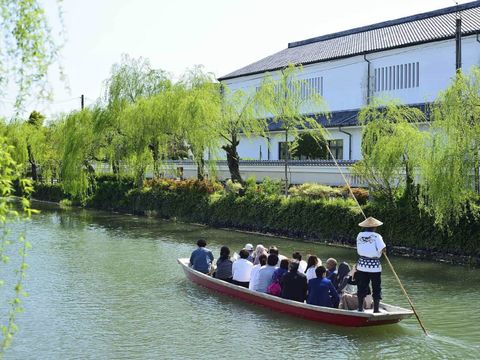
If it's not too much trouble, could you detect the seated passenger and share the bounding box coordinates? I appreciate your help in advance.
[280,261,308,302]
[305,255,321,281]
[268,258,290,296]
[307,266,340,308]
[249,254,267,290]
[326,258,338,288]
[292,252,307,273]
[272,259,289,283]
[269,246,287,266]
[253,254,278,293]
[336,262,354,292]
[245,243,255,263]
[232,249,254,288]
[253,245,268,265]
[338,264,373,310]
[189,239,214,274]
[214,246,233,282]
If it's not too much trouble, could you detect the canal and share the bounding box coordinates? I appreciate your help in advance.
[3,203,480,359]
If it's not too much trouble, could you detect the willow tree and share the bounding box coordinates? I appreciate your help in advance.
[217,83,272,183]
[419,69,480,228]
[60,108,101,200]
[353,99,427,205]
[179,66,221,180]
[0,1,63,352]
[99,54,171,175]
[0,0,65,113]
[120,85,184,187]
[262,64,328,193]
[1,111,61,183]
[0,137,36,351]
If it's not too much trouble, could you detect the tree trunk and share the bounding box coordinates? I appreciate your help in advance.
[222,137,243,184]
[27,144,38,181]
[149,142,161,178]
[404,160,414,202]
[197,157,205,181]
[112,160,120,175]
[135,167,145,189]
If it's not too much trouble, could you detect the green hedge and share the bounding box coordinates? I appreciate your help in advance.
[31,177,480,256]
[88,174,135,210]
[121,185,480,256]
[32,183,68,203]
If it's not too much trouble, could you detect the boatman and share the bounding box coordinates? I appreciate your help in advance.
[356,217,386,313]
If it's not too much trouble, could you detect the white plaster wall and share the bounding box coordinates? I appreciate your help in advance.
[368,37,480,104]
[162,163,365,186]
[236,127,364,161]
[221,35,480,164]
[222,35,480,112]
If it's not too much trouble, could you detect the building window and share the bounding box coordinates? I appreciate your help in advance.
[327,139,343,160]
[256,76,323,100]
[279,141,289,160]
[375,62,419,92]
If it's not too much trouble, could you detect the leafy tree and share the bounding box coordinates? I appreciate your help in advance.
[178,66,221,180]
[99,54,171,175]
[0,137,36,352]
[419,69,480,228]
[293,133,328,159]
[217,83,271,183]
[25,111,46,181]
[0,0,65,113]
[2,111,56,182]
[60,108,100,200]
[352,99,427,205]
[120,86,183,186]
[0,1,62,352]
[261,64,328,193]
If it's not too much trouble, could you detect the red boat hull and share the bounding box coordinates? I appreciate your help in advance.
[178,259,412,327]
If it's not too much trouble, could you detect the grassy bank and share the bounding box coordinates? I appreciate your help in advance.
[31,176,480,265]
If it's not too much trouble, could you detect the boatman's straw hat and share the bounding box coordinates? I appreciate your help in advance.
[358,217,383,228]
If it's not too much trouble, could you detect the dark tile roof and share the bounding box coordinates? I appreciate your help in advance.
[267,103,429,131]
[219,1,480,81]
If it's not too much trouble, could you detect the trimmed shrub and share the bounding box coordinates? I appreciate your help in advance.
[88,174,135,210]
[289,183,343,199]
[340,186,369,205]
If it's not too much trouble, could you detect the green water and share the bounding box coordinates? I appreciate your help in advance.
[3,203,480,359]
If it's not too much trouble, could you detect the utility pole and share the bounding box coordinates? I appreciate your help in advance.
[455,6,462,70]
[81,94,85,110]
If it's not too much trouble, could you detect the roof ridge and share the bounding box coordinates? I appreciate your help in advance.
[288,1,480,48]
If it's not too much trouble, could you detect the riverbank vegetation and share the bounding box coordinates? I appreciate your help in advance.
[3,54,480,260]
[29,175,480,263]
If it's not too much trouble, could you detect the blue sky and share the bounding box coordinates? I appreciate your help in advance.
[0,0,469,119]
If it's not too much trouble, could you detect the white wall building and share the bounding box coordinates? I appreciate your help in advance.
[181,2,480,185]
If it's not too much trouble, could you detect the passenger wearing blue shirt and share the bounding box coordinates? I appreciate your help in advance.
[307,266,340,308]
[189,239,214,274]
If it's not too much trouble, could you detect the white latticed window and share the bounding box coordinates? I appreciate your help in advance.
[374,62,419,92]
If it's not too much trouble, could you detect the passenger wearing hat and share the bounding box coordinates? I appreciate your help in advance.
[356,217,386,313]
[245,243,255,263]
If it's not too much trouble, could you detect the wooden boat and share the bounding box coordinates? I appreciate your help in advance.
[178,258,413,327]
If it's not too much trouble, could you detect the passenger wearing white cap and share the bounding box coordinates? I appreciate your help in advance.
[245,243,255,263]
[356,216,386,313]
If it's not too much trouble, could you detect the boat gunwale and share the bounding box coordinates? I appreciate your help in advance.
[177,258,413,322]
